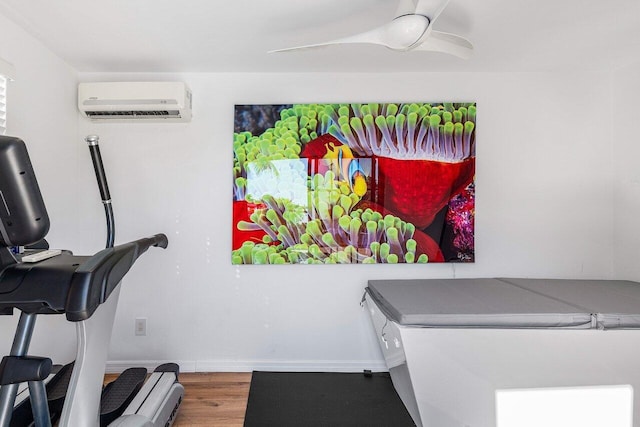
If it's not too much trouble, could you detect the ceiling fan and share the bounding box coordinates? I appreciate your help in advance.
[269,0,473,59]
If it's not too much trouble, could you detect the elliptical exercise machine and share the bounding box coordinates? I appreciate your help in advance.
[0,135,184,426]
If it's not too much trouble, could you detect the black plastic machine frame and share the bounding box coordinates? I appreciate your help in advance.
[0,234,168,321]
[0,135,170,427]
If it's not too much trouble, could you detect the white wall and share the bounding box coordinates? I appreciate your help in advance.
[75,71,614,371]
[0,9,619,372]
[613,62,640,281]
[0,12,79,361]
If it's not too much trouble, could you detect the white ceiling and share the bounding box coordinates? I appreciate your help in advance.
[0,0,639,73]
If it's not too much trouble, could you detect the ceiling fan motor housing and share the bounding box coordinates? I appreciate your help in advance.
[386,14,431,50]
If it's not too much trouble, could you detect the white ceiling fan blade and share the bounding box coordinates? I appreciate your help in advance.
[270,18,426,53]
[414,0,449,22]
[413,30,473,59]
[269,26,387,53]
[269,41,349,53]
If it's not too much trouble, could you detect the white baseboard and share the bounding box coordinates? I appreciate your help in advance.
[105,359,387,374]
[104,360,197,374]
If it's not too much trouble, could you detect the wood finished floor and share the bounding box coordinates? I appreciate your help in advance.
[105,372,252,426]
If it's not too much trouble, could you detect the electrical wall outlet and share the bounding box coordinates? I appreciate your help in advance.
[135,317,147,336]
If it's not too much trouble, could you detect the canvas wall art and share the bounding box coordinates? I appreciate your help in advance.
[233,103,476,265]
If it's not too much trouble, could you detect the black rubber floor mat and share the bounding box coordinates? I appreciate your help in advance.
[243,371,415,427]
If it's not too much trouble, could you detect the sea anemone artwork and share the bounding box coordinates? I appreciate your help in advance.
[324,103,476,228]
[233,171,443,264]
[232,103,476,264]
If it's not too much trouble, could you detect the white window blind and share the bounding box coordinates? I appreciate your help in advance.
[0,74,7,135]
[0,58,16,136]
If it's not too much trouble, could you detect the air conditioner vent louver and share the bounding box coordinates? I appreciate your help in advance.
[85,110,181,118]
[78,82,191,123]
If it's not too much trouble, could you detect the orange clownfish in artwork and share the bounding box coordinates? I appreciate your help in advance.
[323,142,367,197]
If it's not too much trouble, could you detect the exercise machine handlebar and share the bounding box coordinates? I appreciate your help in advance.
[66,233,168,321]
[0,234,168,321]
[85,135,115,249]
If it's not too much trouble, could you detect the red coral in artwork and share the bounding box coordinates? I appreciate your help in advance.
[375,157,475,229]
[232,200,267,250]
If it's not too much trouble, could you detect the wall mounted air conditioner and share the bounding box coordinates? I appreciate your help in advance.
[78,82,192,122]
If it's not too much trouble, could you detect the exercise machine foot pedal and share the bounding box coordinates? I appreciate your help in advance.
[9,363,71,427]
[154,363,179,377]
[108,364,184,427]
[100,367,148,426]
[45,362,75,423]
